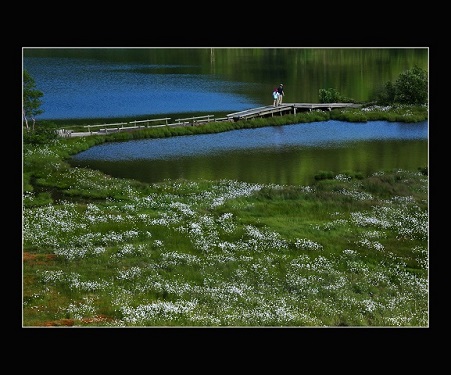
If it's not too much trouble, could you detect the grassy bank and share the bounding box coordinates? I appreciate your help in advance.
[48,103,428,134]
[22,105,429,327]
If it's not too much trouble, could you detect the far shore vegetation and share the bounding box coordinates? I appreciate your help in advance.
[22,67,429,327]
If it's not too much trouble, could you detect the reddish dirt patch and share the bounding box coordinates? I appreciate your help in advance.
[23,252,57,264]
[40,315,113,327]
[42,319,75,327]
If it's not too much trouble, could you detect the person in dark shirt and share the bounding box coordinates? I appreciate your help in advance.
[277,83,284,106]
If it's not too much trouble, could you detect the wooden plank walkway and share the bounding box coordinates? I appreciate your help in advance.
[65,102,361,137]
[227,102,361,121]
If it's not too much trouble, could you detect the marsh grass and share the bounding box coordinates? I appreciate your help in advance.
[23,169,428,327]
[23,106,428,327]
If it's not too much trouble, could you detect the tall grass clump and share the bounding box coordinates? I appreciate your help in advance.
[330,105,428,123]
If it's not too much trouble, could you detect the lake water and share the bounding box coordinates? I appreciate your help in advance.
[24,48,429,185]
[70,120,428,185]
[23,48,428,121]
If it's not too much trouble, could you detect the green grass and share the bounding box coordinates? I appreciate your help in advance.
[22,105,428,327]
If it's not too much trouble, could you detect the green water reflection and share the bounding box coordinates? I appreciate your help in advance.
[77,139,427,185]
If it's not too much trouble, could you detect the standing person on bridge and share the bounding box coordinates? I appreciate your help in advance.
[277,83,285,106]
[272,87,279,107]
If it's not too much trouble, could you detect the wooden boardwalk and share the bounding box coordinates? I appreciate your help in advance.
[65,102,361,137]
[227,102,361,121]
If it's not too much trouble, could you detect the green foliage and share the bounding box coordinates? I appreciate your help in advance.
[330,109,368,122]
[331,105,428,123]
[395,66,428,105]
[23,192,53,207]
[313,170,365,182]
[22,71,60,145]
[418,166,428,176]
[319,88,355,103]
[375,66,428,106]
[375,81,396,105]
[314,170,336,180]
[319,88,341,103]
[23,172,34,193]
[360,170,428,202]
[23,122,59,145]
[23,70,44,126]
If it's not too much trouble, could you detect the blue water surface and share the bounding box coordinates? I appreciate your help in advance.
[24,57,259,119]
[73,120,428,161]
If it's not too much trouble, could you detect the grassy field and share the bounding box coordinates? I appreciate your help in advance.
[22,105,429,327]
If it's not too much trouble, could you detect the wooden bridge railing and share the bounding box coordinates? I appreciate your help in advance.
[58,117,173,135]
[127,118,171,128]
[84,122,128,134]
[175,115,214,125]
